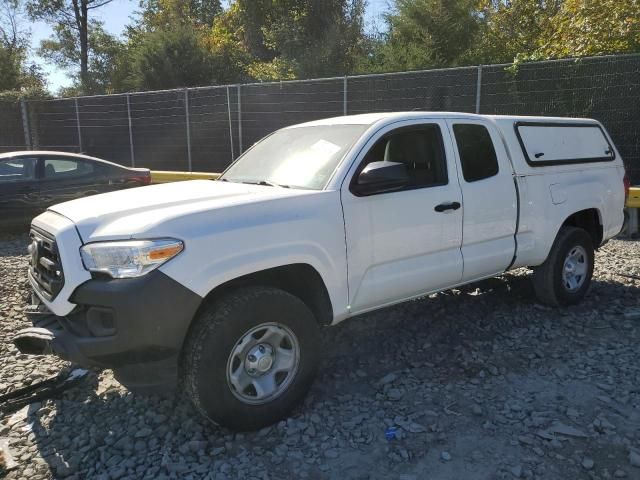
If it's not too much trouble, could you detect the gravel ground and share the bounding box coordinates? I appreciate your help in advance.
[1,232,640,480]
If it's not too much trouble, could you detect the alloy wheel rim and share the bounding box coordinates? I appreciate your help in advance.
[226,322,300,405]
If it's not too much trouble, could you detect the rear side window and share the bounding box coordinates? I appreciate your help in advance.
[453,124,499,182]
[44,159,94,178]
[515,122,614,165]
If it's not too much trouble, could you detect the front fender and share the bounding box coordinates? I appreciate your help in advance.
[161,241,346,319]
[157,192,349,322]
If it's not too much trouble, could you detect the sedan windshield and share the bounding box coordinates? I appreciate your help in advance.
[220,124,368,190]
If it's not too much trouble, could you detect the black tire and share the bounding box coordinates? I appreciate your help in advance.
[531,226,594,307]
[181,286,321,431]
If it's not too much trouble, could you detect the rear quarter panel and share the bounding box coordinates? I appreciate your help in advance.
[491,118,626,267]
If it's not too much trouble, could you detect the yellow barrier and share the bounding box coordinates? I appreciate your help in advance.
[628,186,640,209]
[151,171,220,184]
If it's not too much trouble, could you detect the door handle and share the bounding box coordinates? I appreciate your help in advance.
[434,201,461,213]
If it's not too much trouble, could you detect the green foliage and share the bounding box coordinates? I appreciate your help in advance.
[20,0,640,97]
[116,0,247,90]
[0,44,47,93]
[477,0,640,64]
[38,21,125,94]
[130,27,211,89]
[0,0,47,94]
[536,0,640,58]
[379,0,482,70]
[136,0,222,30]
[27,0,117,94]
[473,0,562,64]
[215,0,367,79]
[0,84,49,101]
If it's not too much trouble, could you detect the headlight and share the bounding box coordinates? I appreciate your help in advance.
[80,239,184,278]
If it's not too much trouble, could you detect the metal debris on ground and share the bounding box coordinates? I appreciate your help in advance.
[0,368,88,417]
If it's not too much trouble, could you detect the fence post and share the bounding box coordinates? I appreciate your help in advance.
[20,98,31,150]
[126,94,135,167]
[30,104,39,149]
[343,76,348,116]
[74,98,83,152]
[184,88,192,172]
[237,84,243,155]
[475,65,483,114]
[226,86,235,161]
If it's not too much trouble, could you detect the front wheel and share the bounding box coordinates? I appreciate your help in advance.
[181,286,321,431]
[531,226,595,307]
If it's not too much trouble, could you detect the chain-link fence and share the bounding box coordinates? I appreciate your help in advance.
[2,53,640,182]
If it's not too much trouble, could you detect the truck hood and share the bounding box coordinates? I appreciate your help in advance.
[48,180,317,242]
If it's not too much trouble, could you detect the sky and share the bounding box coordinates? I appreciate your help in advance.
[29,0,391,93]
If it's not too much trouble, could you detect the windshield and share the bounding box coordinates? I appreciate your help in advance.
[220,124,368,190]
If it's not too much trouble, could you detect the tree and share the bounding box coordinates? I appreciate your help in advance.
[39,21,124,94]
[27,0,115,94]
[129,26,219,89]
[215,0,367,79]
[536,0,640,59]
[378,0,482,71]
[473,1,562,64]
[269,0,366,77]
[116,0,243,90]
[136,0,222,30]
[0,0,46,93]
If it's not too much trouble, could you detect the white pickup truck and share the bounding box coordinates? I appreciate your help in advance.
[15,112,628,430]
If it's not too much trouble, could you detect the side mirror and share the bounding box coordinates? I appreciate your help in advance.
[354,161,409,195]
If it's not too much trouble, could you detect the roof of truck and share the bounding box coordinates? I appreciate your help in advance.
[290,112,600,128]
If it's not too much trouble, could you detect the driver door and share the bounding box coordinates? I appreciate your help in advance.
[341,120,464,314]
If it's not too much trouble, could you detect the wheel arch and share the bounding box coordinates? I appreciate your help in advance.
[560,208,603,249]
[193,263,334,328]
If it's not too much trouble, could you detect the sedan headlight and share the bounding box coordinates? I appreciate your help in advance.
[80,239,184,278]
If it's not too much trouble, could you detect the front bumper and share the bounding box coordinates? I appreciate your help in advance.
[14,270,202,373]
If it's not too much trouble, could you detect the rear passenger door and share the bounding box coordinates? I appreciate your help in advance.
[39,156,107,208]
[447,120,518,281]
[342,120,464,313]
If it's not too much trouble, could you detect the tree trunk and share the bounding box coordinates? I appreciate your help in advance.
[79,1,89,94]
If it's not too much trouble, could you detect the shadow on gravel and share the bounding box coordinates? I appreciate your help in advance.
[20,271,640,479]
[0,232,29,257]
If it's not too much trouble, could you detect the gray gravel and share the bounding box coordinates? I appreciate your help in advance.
[1,232,639,479]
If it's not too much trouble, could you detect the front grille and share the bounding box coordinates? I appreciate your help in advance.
[28,227,64,301]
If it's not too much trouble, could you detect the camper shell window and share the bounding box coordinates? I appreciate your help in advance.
[514,122,615,166]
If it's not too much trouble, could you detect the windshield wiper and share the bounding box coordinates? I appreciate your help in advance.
[241,180,290,188]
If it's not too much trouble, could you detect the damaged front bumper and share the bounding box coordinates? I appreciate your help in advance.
[13,270,202,386]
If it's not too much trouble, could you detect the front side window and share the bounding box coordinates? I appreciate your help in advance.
[356,124,448,190]
[0,157,36,183]
[453,124,499,182]
[221,124,368,190]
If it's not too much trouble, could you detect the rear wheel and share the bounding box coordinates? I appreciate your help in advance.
[181,286,321,430]
[531,226,594,307]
